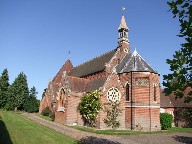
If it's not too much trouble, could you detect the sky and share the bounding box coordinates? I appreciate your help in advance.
[0,0,183,100]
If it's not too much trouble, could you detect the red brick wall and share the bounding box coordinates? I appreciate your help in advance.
[55,111,66,124]
[99,73,125,129]
[66,95,83,125]
[125,108,131,129]
[39,90,52,113]
[106,43,130,73]
[164,108,174,115]
[120,72,161,131]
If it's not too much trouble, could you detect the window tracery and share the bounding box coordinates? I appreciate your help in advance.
[107,87,121,103]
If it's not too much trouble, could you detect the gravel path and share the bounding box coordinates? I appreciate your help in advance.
[22,113,192,144]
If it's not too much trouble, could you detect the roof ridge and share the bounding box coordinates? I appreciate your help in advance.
[131,50,158,73]
[67,75,89,81]
[73,48,117,69]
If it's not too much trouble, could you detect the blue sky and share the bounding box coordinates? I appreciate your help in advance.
[0,0,183,100]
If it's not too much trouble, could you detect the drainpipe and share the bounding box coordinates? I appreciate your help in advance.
[149,78,151,131]
[131,71,133,130]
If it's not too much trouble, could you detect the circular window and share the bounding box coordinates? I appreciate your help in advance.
[107,87,121,103]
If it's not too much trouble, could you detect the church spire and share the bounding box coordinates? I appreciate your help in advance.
[118,8,129,45]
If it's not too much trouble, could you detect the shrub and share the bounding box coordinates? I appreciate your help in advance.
[160,113,173,130]
[49,112,55,121]
[41,106,52,116]
[104,102,122,129]
[23,99,39,113]
[78,90,102,127]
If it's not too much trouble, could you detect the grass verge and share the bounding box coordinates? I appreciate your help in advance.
[35,113,192,135]
[0,110,83,144]
[35,113,53,121]
[70,125,192,135]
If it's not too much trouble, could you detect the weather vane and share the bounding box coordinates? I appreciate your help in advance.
[122,7,125,15]
[68,50,70,60]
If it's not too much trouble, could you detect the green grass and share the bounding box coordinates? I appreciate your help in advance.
[167,127,192,133]
[35,113,53,121]
[0,110,83,144]
[70,125,192,135]
[34,113,192,135]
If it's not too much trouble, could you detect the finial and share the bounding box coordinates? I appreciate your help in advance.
[122,7,125,15]
[133,47,138,56]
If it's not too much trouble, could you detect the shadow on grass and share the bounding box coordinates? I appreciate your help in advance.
[76,136,121,144]
[0,119,13,144]
[173,135,192,144]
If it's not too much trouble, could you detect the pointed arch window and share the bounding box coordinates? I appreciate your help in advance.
[125,83,130,101]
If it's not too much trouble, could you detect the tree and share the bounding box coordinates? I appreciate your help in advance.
[104,102,122,129]
[0,69,9,108]
[163,0,192,102]
[23,86,39,113]
[41,88,46,100]
[78,90,102,127]
[175,107,192,127]
[8,72,29,111]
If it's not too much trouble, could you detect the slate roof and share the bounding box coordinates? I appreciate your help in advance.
[68,49,117,77]
[67,76,88,92]
[116,49,158,74]
[86,76,107,92]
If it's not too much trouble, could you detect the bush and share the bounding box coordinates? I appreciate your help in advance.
[23,99,39,113]
[41,106,52,116]
[104,102,122,129]
[78,90,102,127]
[49,112,55,121]
[160,113,173,130]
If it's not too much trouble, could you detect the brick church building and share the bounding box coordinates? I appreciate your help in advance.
[39,13,161,131]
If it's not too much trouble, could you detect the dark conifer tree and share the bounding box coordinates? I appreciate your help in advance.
[0,69,9,108]
[24,86,39,113]
[9,72,29,111]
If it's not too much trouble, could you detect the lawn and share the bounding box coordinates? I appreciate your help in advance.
[35,113,53,121]
[0,110,83,144]
[70,125,192,135]
[35,113,192,135]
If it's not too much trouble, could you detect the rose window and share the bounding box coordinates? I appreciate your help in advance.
[107,87,121,103]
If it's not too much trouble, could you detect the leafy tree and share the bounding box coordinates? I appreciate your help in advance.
[163,0,192,102]
[0,69,9,108]
[104,102,122,129]
[78,90,102,127]
[175,107,192,127]
[23,86,39,113]
[8,72,29,111]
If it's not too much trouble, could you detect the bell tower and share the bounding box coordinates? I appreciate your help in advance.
[118,8,130,53]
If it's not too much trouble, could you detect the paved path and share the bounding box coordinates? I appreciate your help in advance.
[22,113,192,144]
[22,113,137,144]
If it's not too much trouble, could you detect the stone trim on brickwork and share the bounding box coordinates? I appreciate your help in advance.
[125,105,160,108]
